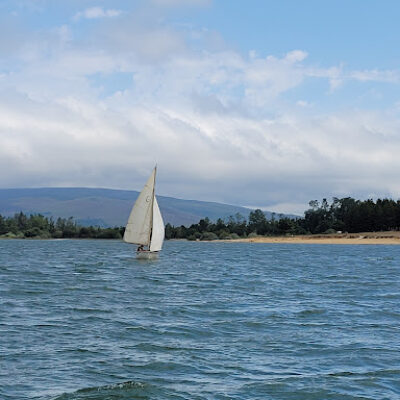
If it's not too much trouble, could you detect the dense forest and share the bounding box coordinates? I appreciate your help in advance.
[1,197,400,240]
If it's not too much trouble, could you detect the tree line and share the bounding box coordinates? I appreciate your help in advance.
[303,197,400,234]
[0,212,123,239]
[2,197,400,240]
[165,197,400,240]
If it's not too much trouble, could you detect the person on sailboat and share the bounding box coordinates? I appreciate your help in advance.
[137,244,144,252]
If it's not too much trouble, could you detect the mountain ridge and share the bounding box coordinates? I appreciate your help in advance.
[0,187,292,227]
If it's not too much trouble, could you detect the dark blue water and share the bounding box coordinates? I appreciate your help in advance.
[1,240,399,400]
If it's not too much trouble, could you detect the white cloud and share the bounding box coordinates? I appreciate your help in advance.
[284,50,308,63]
[350,69,400,83]
[296,100,310,107]
[74,7,121,21]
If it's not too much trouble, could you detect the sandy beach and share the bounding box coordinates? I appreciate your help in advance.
[232,231,400,245]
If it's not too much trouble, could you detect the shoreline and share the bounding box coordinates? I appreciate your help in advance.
[228,232,400,245]
[1,232,400,245]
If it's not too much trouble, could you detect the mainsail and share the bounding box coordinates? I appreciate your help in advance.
[123,167,165,251]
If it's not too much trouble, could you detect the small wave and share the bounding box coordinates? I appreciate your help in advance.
[134,342,191,352]
[69,307,113,314]
[134,360,201,374]
[297,308,326,317]
[52,381,152,400]
[80,380,146,391]
[328,368,400,378]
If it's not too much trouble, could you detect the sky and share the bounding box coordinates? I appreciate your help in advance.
[0,0,400,215]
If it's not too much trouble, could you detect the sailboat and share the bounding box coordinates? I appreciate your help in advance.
[123,166,165,259]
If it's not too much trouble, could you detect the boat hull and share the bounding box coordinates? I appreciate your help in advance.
[136,251,159,260]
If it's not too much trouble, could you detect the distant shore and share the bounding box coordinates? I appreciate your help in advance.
[229,231,400,245]
[2,232,400,245]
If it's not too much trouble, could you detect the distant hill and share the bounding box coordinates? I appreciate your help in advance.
[0,188,289,227]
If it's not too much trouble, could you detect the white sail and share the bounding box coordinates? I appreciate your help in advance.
[150,196,164,251]
[123,169,156,245]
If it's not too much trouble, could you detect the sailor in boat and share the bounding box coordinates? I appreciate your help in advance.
[137,244,145,252]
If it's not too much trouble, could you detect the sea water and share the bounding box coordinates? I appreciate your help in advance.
[1,239,399,400]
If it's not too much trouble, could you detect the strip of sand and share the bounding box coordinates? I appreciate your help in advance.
[231,232,400,245]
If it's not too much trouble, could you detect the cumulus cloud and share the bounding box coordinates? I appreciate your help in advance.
[1,3,400,215]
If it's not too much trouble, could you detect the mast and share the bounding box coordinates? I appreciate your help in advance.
[148,165,157,247]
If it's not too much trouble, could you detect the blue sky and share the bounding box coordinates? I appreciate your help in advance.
[0,0,399,214]
[204,1,399,67]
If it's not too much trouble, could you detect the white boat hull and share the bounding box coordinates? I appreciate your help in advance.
[136,251,159,260]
